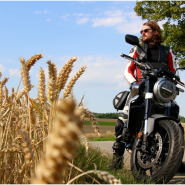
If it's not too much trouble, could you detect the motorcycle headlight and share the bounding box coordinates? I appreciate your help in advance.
[153,78,177,103]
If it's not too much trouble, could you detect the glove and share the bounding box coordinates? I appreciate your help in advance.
[175,75,180,81]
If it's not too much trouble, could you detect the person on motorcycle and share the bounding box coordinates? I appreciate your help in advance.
[108,20,185,171]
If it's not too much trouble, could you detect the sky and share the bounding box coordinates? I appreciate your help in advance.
[0,1,185,116]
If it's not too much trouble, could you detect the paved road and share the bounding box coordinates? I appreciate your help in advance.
[89,141,185,184]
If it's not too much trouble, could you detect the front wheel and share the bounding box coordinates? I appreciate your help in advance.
[131,119,184,184]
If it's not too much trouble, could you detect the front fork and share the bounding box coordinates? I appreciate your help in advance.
[143,79,153,147]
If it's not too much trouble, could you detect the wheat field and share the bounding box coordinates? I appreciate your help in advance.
[0,54,121,184]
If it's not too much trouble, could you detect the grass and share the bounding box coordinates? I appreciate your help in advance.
[70,143,154,184]
[88,136,116,141]
[70,143,135,184]
[84,131,116,141]
[85,121,115,126]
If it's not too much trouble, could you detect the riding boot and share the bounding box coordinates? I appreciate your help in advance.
[108,139,125,170]
[122,122,130,142]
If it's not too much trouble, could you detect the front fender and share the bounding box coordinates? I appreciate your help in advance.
[147,114,179,135]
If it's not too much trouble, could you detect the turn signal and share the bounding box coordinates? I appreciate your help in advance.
[138,132,143,139]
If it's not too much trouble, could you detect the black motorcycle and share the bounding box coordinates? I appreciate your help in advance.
[113,34,185,183]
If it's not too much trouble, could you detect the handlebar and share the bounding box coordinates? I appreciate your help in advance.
[175,80,185,88]
[120,53,185,89]
[120,53,150,69]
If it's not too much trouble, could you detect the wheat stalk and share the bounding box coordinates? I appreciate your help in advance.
[63,65,86,99]
[26,53,44,71]
[31,99,85,184]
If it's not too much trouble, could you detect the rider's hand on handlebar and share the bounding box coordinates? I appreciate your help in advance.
[175,75,180,81]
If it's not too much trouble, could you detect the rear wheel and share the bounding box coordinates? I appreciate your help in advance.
[130,119,184,184]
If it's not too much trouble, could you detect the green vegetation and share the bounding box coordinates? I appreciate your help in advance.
[88,136,115,141]
[71,143,153,184]
[179,115,185,123]
[92,112,121,119]
[91,113,185,122]
[85,121,115,126]
[134,1,185,67]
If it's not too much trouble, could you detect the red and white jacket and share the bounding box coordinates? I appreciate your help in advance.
[124,46,179,84]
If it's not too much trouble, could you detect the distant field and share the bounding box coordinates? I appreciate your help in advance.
[85,118,185,127]
[84,118,117,122]
[83,118,185,135]
[85,121,115,126]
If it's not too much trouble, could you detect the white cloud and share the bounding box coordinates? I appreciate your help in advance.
[157,19,168,29]
[62,14,70,20]
[33,10,50,14]
[104,9,123,17]
[91,9,144,34]
[32,11,42,14]
[44,10,51,14]
[0,65,6,72]
[45,19,51,22]
[92,17,123,27]
[73,13,84,16]
[76,18,90,24]
[9,69,20,77]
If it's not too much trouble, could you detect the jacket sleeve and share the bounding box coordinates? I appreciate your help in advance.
[124,47,137,84]
[168,49,179,77]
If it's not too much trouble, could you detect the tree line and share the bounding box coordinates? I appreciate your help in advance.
[93,112,185,123]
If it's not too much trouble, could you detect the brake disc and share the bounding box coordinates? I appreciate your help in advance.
[137,133,163,169]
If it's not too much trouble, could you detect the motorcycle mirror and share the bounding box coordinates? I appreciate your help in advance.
[125,34,139,46]
[125,34,147,54]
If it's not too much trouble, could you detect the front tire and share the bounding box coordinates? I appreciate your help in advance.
[130,119,184,184]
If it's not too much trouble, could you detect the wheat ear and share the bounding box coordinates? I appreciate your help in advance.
[63,65,86,99]
[56,57,77,97]
[47,60,57,103]
[3,86,9,105]
[82,107,100,135]
[79,134,89,157]
[20,130,35,176]
[47,60,57,81]
[67,170,121,184]
[1,77,9,86]
[31,99,84,184]
[0,83,3,107]
[20,57,32,93]
[38,67,46,107]
[26,53,44,71]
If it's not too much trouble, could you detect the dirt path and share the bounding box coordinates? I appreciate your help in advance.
[89,141,185,184]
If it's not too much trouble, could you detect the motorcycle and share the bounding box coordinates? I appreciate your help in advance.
[113,34,185,183]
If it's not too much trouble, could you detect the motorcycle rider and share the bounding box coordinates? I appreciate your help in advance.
[108,21,185,171]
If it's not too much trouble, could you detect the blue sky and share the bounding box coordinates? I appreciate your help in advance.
[1,1,185,116]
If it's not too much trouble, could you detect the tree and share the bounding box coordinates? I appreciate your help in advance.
[134,1,185,67]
